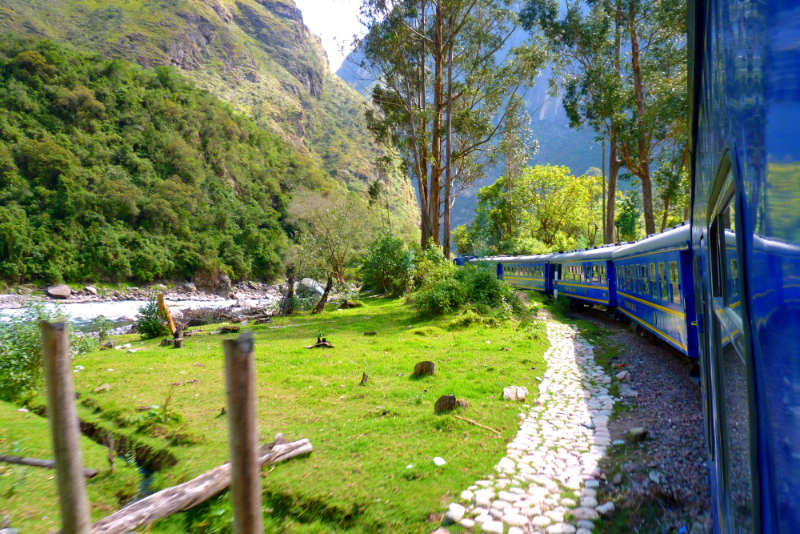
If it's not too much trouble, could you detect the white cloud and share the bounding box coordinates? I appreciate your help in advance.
[294,0,365,71]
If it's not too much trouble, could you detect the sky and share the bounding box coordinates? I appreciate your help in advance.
[294,0,365,71]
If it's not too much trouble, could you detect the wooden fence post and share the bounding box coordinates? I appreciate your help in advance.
[223,332,263,534]
[40,321,91,534]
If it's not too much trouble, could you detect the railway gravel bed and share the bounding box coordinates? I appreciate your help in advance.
[440,319,616,533]
[570,306,711,533]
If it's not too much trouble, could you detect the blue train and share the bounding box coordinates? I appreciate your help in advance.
[464,0,800,530]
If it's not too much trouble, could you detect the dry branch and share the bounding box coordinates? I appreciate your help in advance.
[0,454,98,478]
[91,436,312,534]
[453,415,501,436]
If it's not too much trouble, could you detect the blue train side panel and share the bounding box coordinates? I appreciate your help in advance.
[552,246,621,307]
[611,225,696,358]
[497,255,552,294]
[690,0,800,531]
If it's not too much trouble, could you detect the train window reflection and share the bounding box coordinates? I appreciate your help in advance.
[713,184,754,532]
[669,261,680,304]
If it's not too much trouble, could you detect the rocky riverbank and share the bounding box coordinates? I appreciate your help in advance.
[0,278,340,327]
[0,280,282,308]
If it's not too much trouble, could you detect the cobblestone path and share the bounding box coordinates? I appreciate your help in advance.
[444,320,616,534]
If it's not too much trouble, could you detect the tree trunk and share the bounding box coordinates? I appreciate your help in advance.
[91,437,312,534]
[661,194,670,232]
[0,454,97,478]
[428,4,445,246]
[628,4,655,235]
[312,275,333,314]
[605,6,622,244]
[606,129,620,243]
[418,1,430,247]
[443,12,454,258]
[283,273,295,316]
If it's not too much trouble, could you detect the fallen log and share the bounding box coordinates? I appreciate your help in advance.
[0,454,98,478]
[91,435,312,534]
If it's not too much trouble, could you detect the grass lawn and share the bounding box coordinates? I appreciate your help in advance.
[0,401,140,532]
[3,297,550,533]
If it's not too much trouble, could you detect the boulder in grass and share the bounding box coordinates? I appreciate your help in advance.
[412,361,435,377]
[503,385,529,401]
[434,394,457,414]
[46,284,72,299]
[83,285,98,296]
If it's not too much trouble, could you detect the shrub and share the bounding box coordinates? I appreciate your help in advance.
[360,230,414,296]
[456,267,516,309]
[0,302,95,402]
[90,315,114,342]
[412,242,454,290]
[136,294,170,339]
[447,308,484,330]
[414,277,467,315]
[412,265,522,317]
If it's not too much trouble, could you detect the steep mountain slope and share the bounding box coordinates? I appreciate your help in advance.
[0,0,416,213]
[0,36,297,283]
[337,32,601,229]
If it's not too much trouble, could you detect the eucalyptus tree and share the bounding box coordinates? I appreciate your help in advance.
[359,0,544,252]
[521,0,687,237]
[520,0,623,243]
[615,0,686,235]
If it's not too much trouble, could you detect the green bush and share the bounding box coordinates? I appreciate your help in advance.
[414,277,468,315]
[412,242,454,290]
[412,266,522,317]
[359,230,414,296]
[0,302,96,402]
[447,308,484,330]
[136,295,170,339]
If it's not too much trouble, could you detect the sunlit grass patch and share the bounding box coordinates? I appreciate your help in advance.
[4,298,549,532]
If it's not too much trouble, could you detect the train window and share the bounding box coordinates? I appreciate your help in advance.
[641,264,648,295]
[669,261,680,304]
[649,263,656,297]
[659,263,668,301]
[709,165,755,532]
[637,264,643,294]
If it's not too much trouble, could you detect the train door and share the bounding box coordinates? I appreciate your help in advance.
[707,159,760,533]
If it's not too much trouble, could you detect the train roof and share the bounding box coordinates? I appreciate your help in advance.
[611,223,690,260]
[550,243,628,262]
[468,254,554,264]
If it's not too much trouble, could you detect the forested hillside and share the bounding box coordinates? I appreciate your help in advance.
[0,0,417,230]
[0,36,305,283]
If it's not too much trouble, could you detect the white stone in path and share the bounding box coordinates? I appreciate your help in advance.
[442,320,616,533]
[547,524,577,534]
[482,520,505,533]
[446,503,465,522]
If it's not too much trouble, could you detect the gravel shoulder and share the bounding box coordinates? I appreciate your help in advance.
[567,305,711,534]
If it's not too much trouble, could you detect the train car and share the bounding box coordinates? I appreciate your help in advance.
[550,245,621,307]
[453,255,476,266]
[690,0,800,530]
[610,224,699,359]
[468,256,505,280]
[495,255,554,294]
